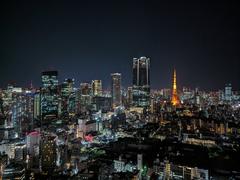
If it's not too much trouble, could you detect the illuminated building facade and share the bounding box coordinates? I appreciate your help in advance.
[2,163,25,180]
[68,93,76,115]
[14,143,27,162]
[25,91,34,126]
[40,71,59,121]
[26,131,40,157]
[61,78,75,115]
[132,57,150,107]
[41,71,58,88]
[33,92,40,119]
[41,135,57,172]
[0,94,15,140]
[78,83,92,112]
[224,83,232,102]
[111,73,121,108]
[92,96,111,112]
[137,154,143,170]
[92,80,102,96]
[11,93,24,135]
[156,160,209,180]
[61,78,74,98]
[10,89,34,136]
[127,87,133,106]
[80,83,92,96]
[26,131,40,168]
[171,69,180,106]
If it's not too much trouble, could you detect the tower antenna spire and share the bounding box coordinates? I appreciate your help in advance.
[171,68,180,106]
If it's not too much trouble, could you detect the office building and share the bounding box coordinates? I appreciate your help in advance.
[224,83,232,101]
[40,71,59,121]
[33,92,40,119]
[61,78,75,115]
[92,80,102,96]
[127,87,133,106]
[132,57,150,107]
[41,135,57,172]
[41,71,58,89]
[111,73,122,108]
[80,83,92,96]
[78,83,92,112]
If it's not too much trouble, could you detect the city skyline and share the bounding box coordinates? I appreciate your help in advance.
[0,1,240,90]
[0,60,239,91]
[0,1,240,178]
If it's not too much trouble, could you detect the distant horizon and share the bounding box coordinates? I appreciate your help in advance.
[0,66,238,92]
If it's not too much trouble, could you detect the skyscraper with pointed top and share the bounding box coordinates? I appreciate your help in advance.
[171,69,180,106]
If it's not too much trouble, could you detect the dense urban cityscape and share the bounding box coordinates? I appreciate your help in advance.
[0,57,240,179]
[1,0,240,179]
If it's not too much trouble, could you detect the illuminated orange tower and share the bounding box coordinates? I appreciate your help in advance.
[171,69,180,106]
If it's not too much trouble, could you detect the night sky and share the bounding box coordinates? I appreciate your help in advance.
[0,0,240,90]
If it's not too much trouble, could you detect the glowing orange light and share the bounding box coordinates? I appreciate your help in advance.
[171,69,180,106]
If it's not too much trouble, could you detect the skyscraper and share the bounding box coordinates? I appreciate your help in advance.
[26,130,41,168]
[127,87,133,106]
[92,80,102,96]
[33,92,40,119]
[224,83,232,102]
[61,78,74,98]
[40,135,57,172]
[111,73,121,108]
[80,83,92,96]
[171,69,180,106]
[40,71,59,121]
[61,78,75,115]
[41,71,58,89]
[78,83,92,112]
[132,57,150,107]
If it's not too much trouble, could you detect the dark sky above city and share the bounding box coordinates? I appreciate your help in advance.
[0,0,239,90]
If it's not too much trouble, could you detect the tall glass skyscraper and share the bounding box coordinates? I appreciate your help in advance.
[41,71,58,89]
[40,71,59,121]
[224,83,232,102]
[61,78,75,115]
[132,57,150,107]
[111,73,121,108]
